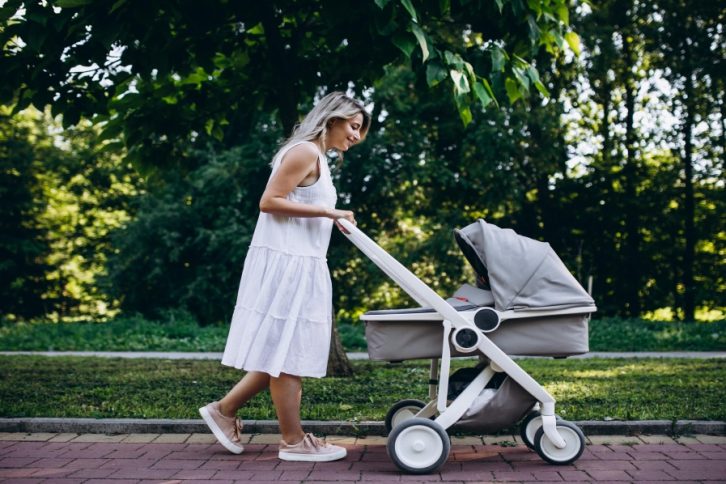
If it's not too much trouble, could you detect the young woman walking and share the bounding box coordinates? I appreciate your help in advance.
[199,92,371,462]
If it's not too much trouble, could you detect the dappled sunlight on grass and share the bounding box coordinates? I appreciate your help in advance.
[0,356,723,422]
[568,367,628,379]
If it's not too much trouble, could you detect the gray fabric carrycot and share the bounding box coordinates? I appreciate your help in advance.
[362,219,595,360]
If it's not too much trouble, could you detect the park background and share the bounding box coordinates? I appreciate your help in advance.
[1,0,724,423]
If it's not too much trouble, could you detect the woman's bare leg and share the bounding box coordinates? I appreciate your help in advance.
[270,373,305,444]
[218,371,270,417]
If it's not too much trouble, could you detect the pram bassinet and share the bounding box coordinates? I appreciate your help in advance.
[340,218,597,473]
[364,312,589,360]
[362,219,594,360]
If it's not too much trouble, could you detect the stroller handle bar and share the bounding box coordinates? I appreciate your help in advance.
[336,219,559,415]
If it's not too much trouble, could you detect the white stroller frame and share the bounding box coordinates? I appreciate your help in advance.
[339,218,592,473]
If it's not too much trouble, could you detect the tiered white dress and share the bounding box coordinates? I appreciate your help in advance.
[221,141,338,378]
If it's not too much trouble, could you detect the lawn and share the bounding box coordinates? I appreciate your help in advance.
[0,316,724,352]
[1,356,723,422]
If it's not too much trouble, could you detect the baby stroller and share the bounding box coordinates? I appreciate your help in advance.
[339,218,596,474]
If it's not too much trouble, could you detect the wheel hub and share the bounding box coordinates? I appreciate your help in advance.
[412,440,425,452]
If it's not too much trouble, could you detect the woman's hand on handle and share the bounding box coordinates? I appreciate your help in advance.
[326,208,356,233]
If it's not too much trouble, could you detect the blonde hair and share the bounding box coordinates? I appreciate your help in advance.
[273,91,371,165]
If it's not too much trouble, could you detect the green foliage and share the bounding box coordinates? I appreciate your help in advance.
[0,0,575,177]
[36,119,143,320]
[0,107,141,320]
[378,0,576,124]
[568,0,725,319]
[337,322,369,352]
[0,109,51,319]
[0,356,723,421]
[102,124,281,324]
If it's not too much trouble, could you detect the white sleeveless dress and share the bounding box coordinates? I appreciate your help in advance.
[221,141,337,378]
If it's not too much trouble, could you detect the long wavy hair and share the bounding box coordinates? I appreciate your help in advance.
[273,91,371,165]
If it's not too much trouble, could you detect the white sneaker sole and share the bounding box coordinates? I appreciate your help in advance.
[198,406,244,454]
[278,447,347,462]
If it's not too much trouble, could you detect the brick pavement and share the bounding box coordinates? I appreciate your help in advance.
[0,432,724,483]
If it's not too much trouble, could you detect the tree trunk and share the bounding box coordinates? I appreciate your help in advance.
[622,35,641,318]
[721,78,726,170]
[681,48,696,322]
[602,83,612,166]
[327,311,353,376]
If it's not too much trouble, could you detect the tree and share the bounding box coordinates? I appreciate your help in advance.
[1,107,143,321]
[102,134,277,324]
[643,0,725,320]
[567,0,653,316]
[0,108,51,319]
[1,0,577,177]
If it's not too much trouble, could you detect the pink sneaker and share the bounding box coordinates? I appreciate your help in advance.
[278,433,347,462]
[198,401,244,454]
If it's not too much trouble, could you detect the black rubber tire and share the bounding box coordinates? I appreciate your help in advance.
[519,410,541,449]
[387,418,450,474]
[533,420,586,465]
[384,399,427,434]
[519,411,562,449]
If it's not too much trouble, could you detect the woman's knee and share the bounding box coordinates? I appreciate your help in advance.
[274,372,302,382]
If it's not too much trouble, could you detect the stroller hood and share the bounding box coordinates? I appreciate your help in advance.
[454,219,594,311]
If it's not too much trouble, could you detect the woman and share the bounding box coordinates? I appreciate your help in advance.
[199,92,371,462]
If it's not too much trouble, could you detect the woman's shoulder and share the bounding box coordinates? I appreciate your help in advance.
[286,140,322,158]
[279,141,322,166]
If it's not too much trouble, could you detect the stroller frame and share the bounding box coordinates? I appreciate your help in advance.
[339,219,591,472]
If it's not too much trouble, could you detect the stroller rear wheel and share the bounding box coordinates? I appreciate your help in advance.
[533,420,585,465]
[384,399,427,434]
[387,418,450,474]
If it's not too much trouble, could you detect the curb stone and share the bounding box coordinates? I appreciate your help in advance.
[1,417,723,436]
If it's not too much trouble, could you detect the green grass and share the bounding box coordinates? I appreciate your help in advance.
[0,316,723,352]
[1,356,723,422]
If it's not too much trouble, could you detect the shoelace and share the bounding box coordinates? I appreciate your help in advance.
[304,433,323,449]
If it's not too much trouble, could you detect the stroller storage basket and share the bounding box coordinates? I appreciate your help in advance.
[365,313,589,361]
[454,375,538,433]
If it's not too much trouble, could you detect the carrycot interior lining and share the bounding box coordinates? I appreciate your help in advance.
[454,229,489,288]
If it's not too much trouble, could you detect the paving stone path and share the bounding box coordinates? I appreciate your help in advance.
[0,433,724,483]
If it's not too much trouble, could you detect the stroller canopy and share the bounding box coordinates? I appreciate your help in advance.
[454,219,595,312]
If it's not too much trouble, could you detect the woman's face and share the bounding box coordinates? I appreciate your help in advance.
[327,113,365,152]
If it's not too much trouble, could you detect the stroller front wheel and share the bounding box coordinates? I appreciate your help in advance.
[520,411,563,449]
[533,420,585,465]
[384,399,427,434]
[387,418,450,474]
